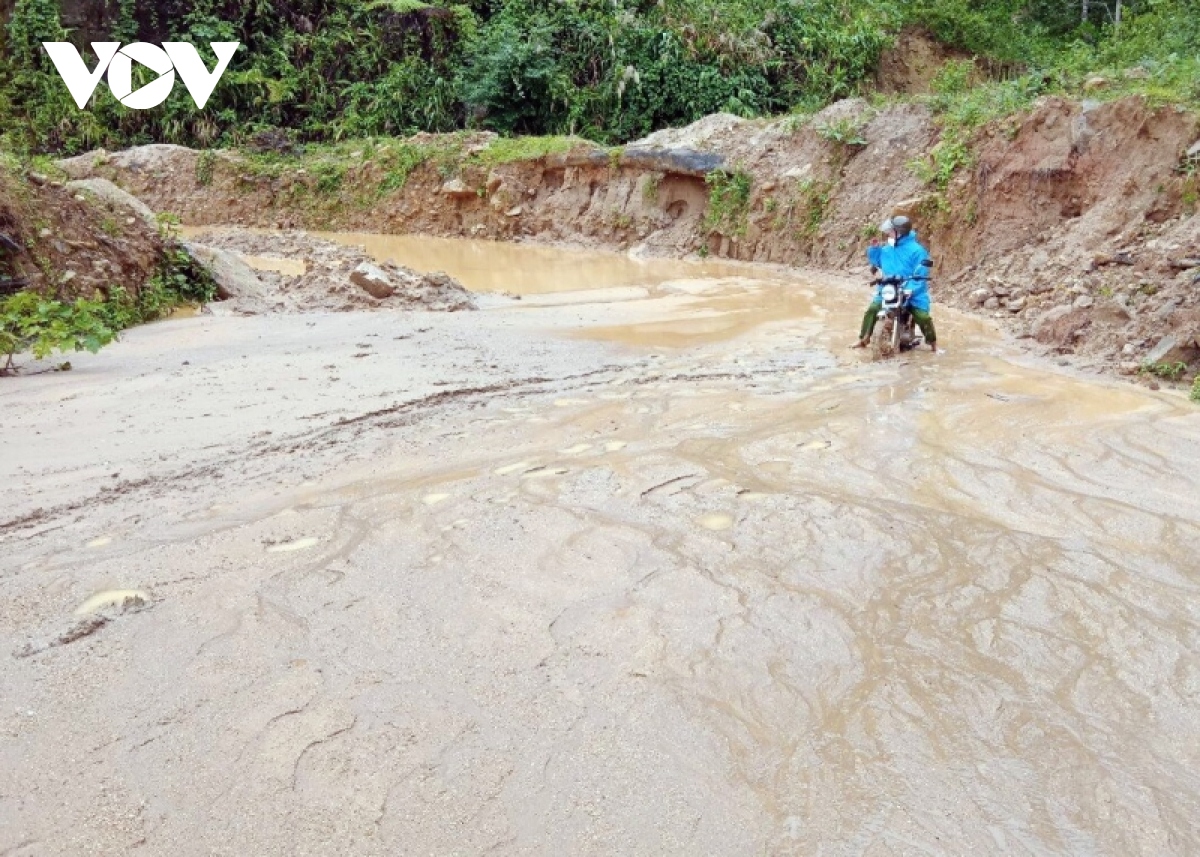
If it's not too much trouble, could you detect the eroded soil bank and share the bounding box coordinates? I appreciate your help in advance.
[55,94,1200,384]
[3,238,1199,855]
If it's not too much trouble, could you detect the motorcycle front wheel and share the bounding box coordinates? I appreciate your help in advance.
[872,315,896,360]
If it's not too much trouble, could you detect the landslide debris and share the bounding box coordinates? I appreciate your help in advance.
[186,228,476,314]
[0,162,162,303]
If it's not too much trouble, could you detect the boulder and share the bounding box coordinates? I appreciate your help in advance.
[1007,296,1027,313]
[440,178,474,198]
[968,288,990,305]
[1031,305,1080,344]
[1073,294,1095,309]
[181,242,270,313]
[65,178,158,229]
[984,296,1000,310]
[1093,300,1133,325]
[1144,334,1199,366]
[350,262,395,299]
[1153,299,1180,322]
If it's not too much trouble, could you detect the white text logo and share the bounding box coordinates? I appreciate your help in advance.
[42,41,240,110]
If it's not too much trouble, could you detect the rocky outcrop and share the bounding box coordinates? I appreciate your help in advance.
[66,178,159,230]
[181,242,271,314]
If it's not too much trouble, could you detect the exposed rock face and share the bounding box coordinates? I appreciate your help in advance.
[440,178,474,198]
[66,178,159,230]
[181,242,271,314]
[1032,305,1080,344]
[1145,332,1200,367]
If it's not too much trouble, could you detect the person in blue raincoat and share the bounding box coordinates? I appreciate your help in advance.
[853,215,939,352]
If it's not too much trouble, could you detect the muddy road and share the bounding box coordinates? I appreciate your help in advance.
[2,236,1199,855]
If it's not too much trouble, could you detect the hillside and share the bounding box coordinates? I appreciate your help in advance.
[50,85,1200,381]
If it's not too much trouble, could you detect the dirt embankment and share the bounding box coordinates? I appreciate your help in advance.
[56,95,1200,381]
[0,168,163,302]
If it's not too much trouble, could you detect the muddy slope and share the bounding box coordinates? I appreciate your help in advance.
[0,168,162,302]
[58,97,1200,378]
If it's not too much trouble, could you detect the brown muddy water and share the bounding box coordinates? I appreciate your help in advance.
[311,230,758,294]
[3,234,1199,856]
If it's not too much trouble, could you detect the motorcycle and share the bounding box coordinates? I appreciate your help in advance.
[870,258,932,360]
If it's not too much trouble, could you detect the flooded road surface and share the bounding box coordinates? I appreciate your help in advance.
[2,235,1199,856]
[310,230,761,294]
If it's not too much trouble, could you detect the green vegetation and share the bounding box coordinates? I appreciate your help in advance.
[642,173,662,204]
[466,135,580,167]
[1,0,883,153]
[96,242,217,330]
[765,177,833,241]
[797,180,833,238]
[910,127,974,196]
[1,0,1195,156]
[908,60,1043,204]
[195,150,216,186]
[0,291,115,374]
[815,115,870,148]
[704,168,753,237]
[1140,360,1189,381]
[1191,375,1200,403]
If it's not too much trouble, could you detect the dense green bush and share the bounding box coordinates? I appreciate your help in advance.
[0,0,1194,154]
[0,0,897,151]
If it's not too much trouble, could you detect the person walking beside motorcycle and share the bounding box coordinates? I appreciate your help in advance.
[853,215,939,352]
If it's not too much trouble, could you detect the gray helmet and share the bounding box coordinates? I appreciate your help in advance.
[889,215,913,239]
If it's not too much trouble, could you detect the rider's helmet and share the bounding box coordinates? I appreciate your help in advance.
[889,215,913,239]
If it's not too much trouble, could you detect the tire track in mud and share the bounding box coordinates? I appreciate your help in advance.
[0,360,789,542]
[0,369,615,540]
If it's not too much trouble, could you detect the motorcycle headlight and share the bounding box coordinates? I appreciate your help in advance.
[881,285,897,302]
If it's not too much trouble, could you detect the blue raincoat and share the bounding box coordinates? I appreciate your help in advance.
[866,231,932,312]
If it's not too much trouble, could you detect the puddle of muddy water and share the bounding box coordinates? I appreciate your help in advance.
[310,231,763,295]
[304,230,842,350]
